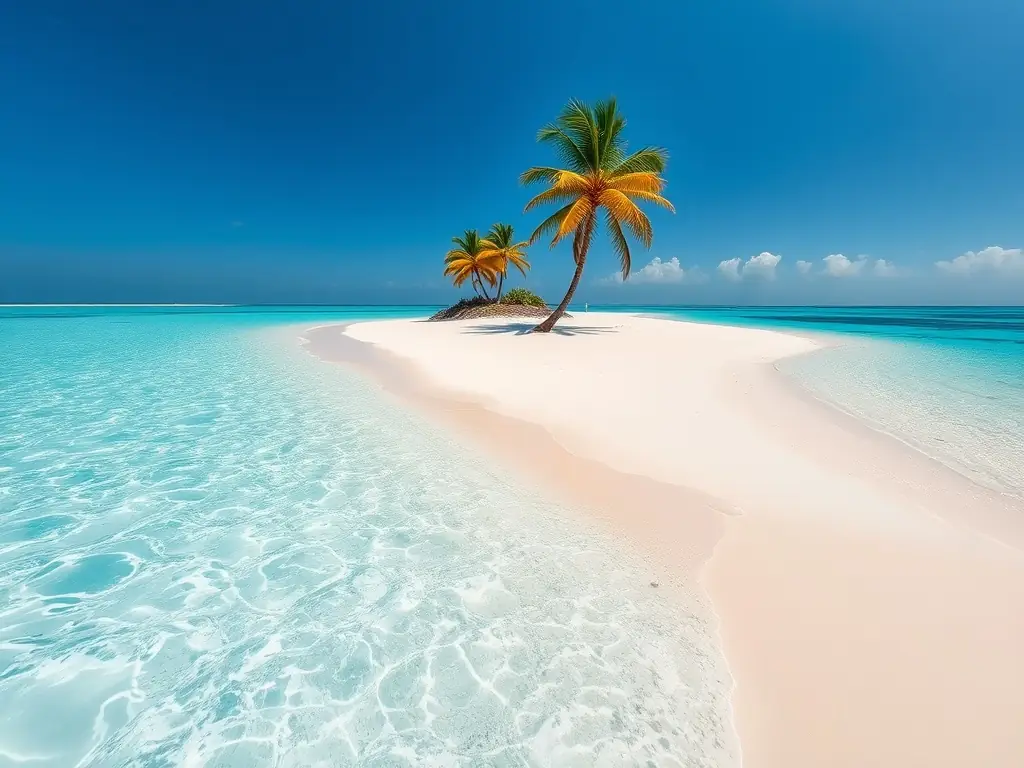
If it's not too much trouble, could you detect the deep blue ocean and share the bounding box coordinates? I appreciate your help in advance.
[1,304,1021,766]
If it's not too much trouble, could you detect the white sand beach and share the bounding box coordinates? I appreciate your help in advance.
[307,313,1024,768]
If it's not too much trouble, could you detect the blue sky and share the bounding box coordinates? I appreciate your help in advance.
[1,0,1022,305]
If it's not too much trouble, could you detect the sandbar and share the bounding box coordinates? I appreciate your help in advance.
[305,313,1024,767]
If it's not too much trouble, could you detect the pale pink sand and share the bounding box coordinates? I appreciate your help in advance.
[309,313,1024,767]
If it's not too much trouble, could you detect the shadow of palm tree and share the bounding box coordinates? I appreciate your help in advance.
[462,322,617,337]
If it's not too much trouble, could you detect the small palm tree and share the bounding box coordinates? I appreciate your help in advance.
[444,230,498,299]
[522,98,674,332]
[480,223,530,302]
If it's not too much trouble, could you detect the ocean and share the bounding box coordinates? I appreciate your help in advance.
[3,304,1020,766]
[600,305,1024,500]
[0,306,735,767]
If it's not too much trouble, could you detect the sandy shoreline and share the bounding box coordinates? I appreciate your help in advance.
[303,313,1024,767]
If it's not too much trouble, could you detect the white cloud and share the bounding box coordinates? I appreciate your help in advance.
[823,253,868,277]
[744,251,782,279]
[632,256,687,284]
[717,252,781,281]
[603,256,703,285]
[935,246,1024,276]
[796,260,813,275]
[717,257,742,281]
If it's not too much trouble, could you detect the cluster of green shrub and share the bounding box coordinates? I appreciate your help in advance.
[499,287,546,307]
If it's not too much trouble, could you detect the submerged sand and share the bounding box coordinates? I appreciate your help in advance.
[305,313,1024,768]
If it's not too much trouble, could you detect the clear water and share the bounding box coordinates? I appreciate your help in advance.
[596,305,1024,499]
[0,307,735,767]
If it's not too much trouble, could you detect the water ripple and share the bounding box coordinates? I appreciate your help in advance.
[0,316,736,767]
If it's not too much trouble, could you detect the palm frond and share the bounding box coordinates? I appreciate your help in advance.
[528,201,576,246]
[553,170,590,192]
[476,249,504,270]
[605,210,632,278]
[555,197,594,243]
[558,99,599,170]
[450,229,483,255]
[610,147,669,176]
[594,97,627,170]
[524,186,583,212]
[485,223,512,246]
[520,167,564,186]
[481,248,530,276]
[622,189,676,212]
[505,250,531,276]
[477,264,500,285]
[599,189,653,247]
[537,126,590,172]
[443,260,474,287]
[606,172,665,194]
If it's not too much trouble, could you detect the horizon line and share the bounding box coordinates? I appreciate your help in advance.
[2,302,1022,309]
[0,303,238,307]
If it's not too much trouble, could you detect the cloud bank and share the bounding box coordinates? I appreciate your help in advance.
[810,254,901,278]
[596,245,1019,298]
[935,246,1023,276]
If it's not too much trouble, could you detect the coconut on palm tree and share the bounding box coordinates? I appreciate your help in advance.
[521,98,674,332]
[444,230,499,299]
[479,223,530,302]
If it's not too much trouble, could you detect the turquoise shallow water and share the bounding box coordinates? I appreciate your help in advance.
[597,305,1024,499]
[0,307,735,767]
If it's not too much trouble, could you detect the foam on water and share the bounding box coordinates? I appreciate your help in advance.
[0,311,737,767]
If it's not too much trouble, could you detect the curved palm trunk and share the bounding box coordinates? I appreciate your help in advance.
[532,258,585,332]
[496,271,505,302]
[473,269,492,300]
[532,213,595,333]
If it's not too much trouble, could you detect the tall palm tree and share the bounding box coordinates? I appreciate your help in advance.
[444,230,498,299]
[521,98,674,332]
[480,223,530,302]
